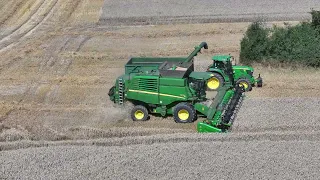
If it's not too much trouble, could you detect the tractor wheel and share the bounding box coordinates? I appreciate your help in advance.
[207,73,224,91]
[131,105,149,121]
[236,79,252,92]
[173,103,196,123]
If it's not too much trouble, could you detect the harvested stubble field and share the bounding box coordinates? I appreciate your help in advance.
[0,0,320,179]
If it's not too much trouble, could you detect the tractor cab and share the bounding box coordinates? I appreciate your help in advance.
[211,55,235,81]
[212,55,234,66]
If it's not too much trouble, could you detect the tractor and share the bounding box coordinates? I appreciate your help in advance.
[108,42,245,133]
[206,55,263,92]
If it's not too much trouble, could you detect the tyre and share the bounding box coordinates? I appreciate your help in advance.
[108,86,115,96]
[173,103,197,123]
[236,79,252,92]
[256,74,263,87]
[207,73,224,91]
[131,105,149,121]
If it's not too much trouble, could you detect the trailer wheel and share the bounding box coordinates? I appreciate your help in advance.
[173,103,196,123]
[131,105,149,121]
[207,73,224,91]
[236,79,252,92]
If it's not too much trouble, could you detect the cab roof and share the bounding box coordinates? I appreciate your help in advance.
[212,55,232,61]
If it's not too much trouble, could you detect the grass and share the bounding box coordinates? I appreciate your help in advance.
[0,102,14,121]
[64,0,105,24]
[247,64,320,97]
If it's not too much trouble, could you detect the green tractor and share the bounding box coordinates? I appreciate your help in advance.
[108,42,245,133]
[206,55,263,92]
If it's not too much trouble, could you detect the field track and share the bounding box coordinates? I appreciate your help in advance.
[0,0,58,52]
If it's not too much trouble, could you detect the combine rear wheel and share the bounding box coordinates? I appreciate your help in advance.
[173,103,196,123]
[207,73,224,91]
[131,105,149,121]
[236,79,252,92]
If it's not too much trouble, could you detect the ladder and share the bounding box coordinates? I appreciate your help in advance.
[118,78,124,105]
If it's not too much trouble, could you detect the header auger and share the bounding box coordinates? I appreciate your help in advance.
[108,42,245,133]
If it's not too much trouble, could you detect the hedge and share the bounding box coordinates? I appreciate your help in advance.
[240,10,320,67]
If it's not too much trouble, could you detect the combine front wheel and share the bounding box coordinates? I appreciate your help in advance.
[173,103,196,123]
[131,105,149,121]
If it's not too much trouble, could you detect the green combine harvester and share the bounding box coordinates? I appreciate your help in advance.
[108,42,245,133]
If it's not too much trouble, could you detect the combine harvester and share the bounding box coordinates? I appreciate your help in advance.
[108,42,255,132]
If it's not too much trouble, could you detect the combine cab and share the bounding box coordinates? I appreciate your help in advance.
[109,42,245,133]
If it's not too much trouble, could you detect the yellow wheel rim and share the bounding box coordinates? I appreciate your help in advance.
[239,82,249,90]
[178,109,189,121]
[134,110,144,120]
[207,77,220,90]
